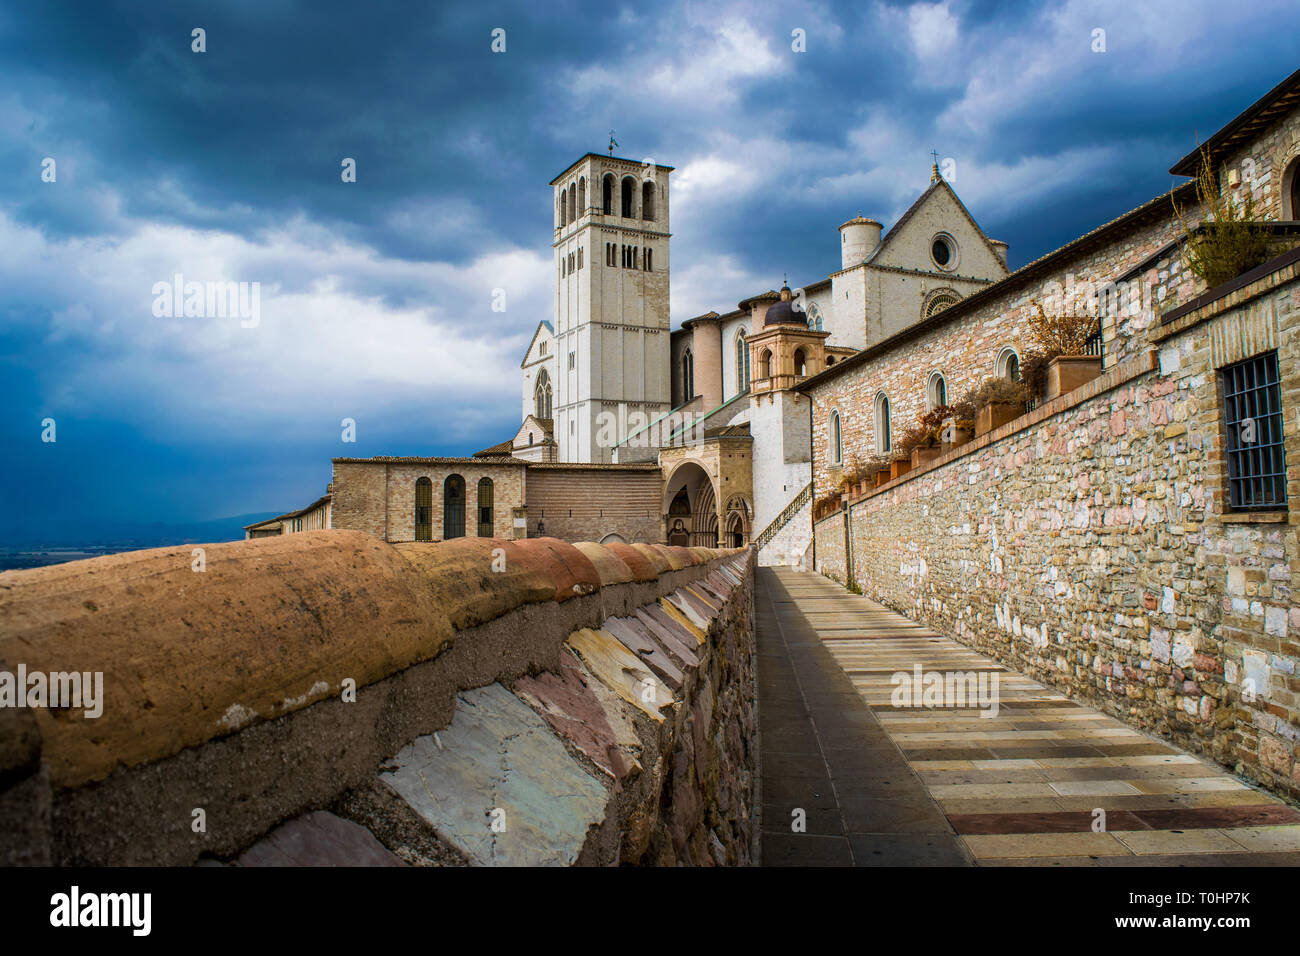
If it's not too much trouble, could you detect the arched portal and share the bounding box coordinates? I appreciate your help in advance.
[662,460,720,547]
[724,494,751,548]
[443,474,465,539]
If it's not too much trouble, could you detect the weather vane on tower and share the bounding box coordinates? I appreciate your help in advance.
[609,130,619,156]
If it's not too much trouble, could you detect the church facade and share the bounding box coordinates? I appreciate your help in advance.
[248,147,1014,559]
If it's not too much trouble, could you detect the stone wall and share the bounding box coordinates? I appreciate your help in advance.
[0,532,755,866]
[809,190,1203,496]
[813,266,1300,802]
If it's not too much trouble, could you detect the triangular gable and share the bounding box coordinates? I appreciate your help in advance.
[867,178,1008,278]
[519,320,555,369]
[513,415,554,447]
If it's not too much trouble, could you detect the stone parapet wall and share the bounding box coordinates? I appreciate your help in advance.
[816,271,1300,802]
[0,531,755,866]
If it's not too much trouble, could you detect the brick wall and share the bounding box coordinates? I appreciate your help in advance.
[526,464,662,543]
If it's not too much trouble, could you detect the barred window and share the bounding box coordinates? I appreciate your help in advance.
[1221,350,1286,511]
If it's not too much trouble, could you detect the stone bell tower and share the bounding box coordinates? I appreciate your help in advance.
[550,152,674,462]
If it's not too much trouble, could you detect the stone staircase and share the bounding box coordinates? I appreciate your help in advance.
[752,482,812,566]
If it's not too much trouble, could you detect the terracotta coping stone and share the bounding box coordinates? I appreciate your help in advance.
[666,545,703,567]
[393,538,555,629]
[508,537,603,600]
[602,543,659,582]
[631,544,675,574]
[570,542,635,586]
[0,531,450,790]
[644,544,687,570]
[688,547,714,565]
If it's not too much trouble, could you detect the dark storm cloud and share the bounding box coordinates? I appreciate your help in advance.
[0,0,1294,538]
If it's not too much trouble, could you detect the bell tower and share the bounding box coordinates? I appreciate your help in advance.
[550,152,673,462]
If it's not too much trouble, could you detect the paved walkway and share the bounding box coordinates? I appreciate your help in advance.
[756,567,1300,866]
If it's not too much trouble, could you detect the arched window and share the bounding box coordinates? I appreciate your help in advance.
[443,475,465,539]
[1283,157,1300,219]
[827,356,836,366]
[998,347,1020,381]
[734,328,750,394]
[602,174,614,215]
[568,183,577,223]
[642,181,656,221]
[927,371,947,409]
[621,177,636,217]
[875,393,891,454]
[414,477,433,541]
[477,478,494,537]
[806,303,823,331]
[757,348,772,380]
[830,411,842,465]
[794,348,807,377]
[577,177,585,216]
[557,192,565,228]
[535,368,552,419]
[644,248,653,271]
[682,348,694,400]
[924,288,961,318]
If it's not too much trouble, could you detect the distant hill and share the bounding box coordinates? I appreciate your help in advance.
[0,512,281,550]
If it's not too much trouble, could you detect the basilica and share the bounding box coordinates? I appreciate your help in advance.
[248,150,1013,566]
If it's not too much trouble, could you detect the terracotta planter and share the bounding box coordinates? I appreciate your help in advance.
[976,401,1022,437]
[911,445,942,469]
[889,459,912,480]
[1047,354,1103,399]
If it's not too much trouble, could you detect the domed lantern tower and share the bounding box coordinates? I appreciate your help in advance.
[746,283,831,400]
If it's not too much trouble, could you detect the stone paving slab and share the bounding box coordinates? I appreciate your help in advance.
[381,683,608,866]
[235,810,407,867]
[761,567,1300,867]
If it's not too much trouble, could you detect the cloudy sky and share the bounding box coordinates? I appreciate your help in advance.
[1,0,1295,539]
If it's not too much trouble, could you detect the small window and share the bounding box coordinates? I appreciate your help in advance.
[477,478,494,537]
[927,371,947,409]
[830,411,842,464]
[602,174,614,215]
[414,477,433,541]
[794,348,807,377]
[998,347,1020,381]
[875,393,891,454]
[645,248,653,271]
[621,177,635,217]
[734,329,750,393]
[568,351,575,370]
[1221,350,1287,511]
[932,238,951,266]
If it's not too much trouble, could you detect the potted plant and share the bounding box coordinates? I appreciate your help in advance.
[1027,301,1102,399]
[969,377,1030,436]
[1172,145,1284,294]
[906,418,942,469]
[859,455,889,491]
